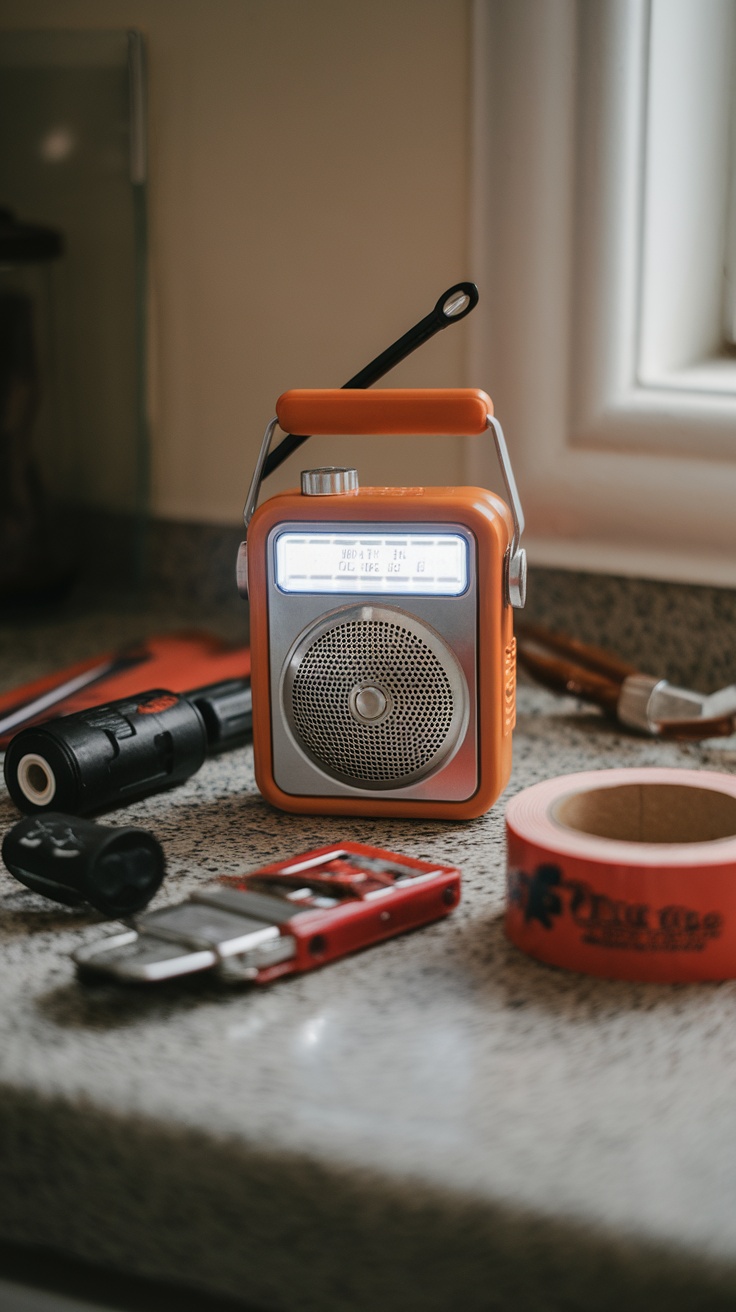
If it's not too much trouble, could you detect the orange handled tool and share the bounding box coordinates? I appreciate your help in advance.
[516,621,736,739]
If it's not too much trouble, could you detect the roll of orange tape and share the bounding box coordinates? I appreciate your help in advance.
[505,767,736,981]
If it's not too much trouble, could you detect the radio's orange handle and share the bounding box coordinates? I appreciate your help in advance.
[275,388,493,436]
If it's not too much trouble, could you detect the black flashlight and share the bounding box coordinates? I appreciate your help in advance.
[3,679,252,817]
[2,812,165,916]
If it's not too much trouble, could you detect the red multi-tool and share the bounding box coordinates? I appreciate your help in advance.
[73,842,461,984]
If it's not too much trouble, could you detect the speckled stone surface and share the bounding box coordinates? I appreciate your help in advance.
[522,567,736,691]
[1,584,736,1310]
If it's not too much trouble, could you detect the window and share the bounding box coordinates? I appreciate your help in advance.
[468,0,736,586]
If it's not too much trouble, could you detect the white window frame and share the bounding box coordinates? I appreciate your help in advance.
[467,0,736,587]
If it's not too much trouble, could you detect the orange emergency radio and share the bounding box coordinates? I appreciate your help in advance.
[237,388,526,820]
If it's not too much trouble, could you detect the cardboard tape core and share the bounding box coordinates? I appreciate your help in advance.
[553,782,736,846]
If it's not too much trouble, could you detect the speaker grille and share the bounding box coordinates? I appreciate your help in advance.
[284,608,467,787]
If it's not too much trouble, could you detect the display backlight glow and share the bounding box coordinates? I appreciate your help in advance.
[275,532,468,595]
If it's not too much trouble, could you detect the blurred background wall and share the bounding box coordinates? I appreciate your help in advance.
[0,0,473,528]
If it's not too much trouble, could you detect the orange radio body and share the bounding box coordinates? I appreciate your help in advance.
[239,388,526,821]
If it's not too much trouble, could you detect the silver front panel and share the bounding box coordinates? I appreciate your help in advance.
[266,521,478,801]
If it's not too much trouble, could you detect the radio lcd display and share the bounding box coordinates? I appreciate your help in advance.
[274,531,469,596]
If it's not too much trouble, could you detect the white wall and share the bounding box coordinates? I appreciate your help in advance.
[0,0,473,523]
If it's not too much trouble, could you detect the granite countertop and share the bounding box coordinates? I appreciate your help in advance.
[1,599,736,1311]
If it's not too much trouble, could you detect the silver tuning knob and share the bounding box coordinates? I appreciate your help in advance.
[301,467,359,496]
